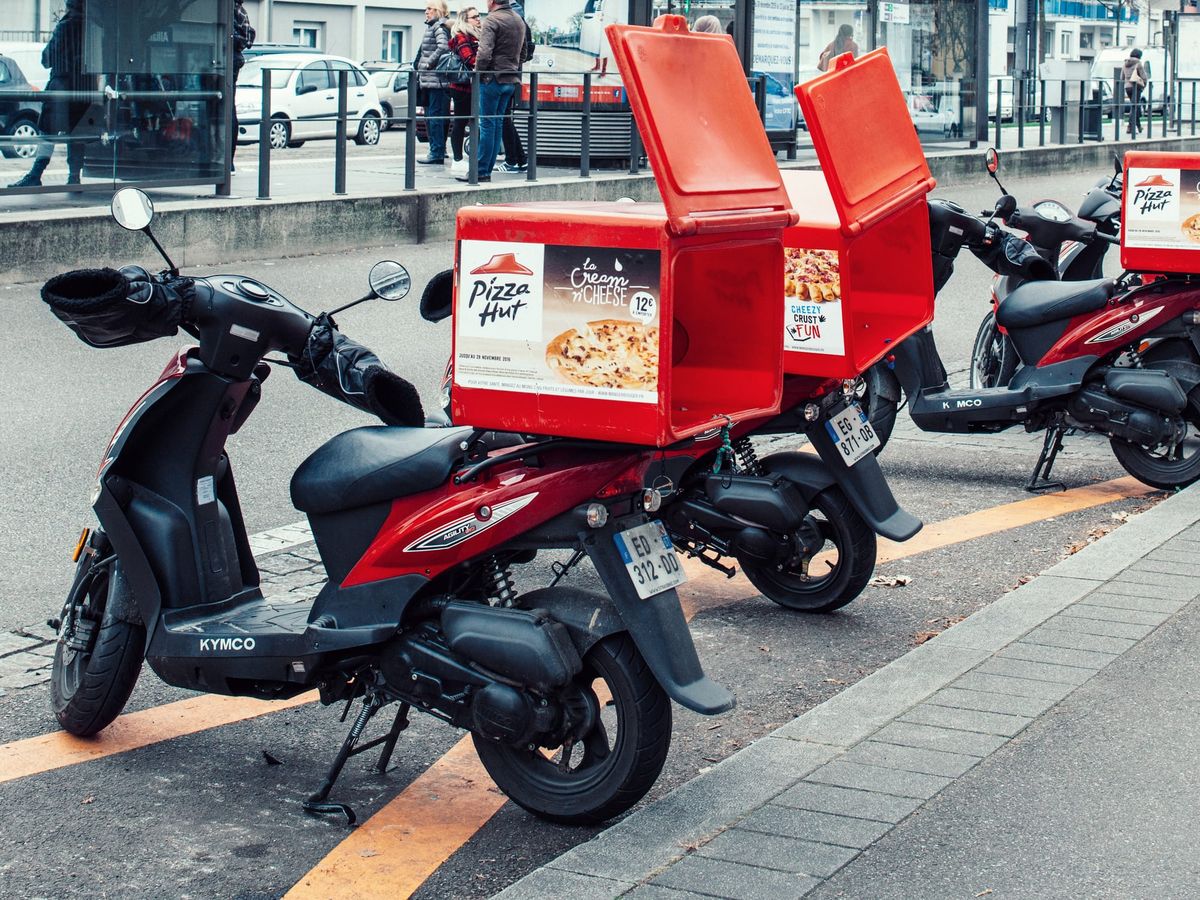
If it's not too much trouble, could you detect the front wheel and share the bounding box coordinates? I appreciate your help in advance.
[473,633,671,825]
[970,311,1018,389]
[51,541,144,736]
[2,117,41,159]
[737,486,876,613]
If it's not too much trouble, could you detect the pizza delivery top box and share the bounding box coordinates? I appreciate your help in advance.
[450,16,796,447]
[779,50,937,379]
[1121,151,1200,274]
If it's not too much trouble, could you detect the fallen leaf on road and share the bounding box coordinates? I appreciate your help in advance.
[360,849,379,858]
[758,645,770,653]
[868,575,911,587]
[975,890,993,898]
[824,678,847,685]
[81,796,95,805]
[913,631,940,645]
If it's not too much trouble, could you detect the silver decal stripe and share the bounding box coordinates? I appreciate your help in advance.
[1085,307,1164,344]
[404,493,540,553]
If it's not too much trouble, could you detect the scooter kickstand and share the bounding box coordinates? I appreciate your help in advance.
[374,702,411,775]
[1026,425,1067,493]
[304,690,394,826]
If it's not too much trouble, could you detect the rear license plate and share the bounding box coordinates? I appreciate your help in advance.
[825,401,880,466]
[613,521,687,600]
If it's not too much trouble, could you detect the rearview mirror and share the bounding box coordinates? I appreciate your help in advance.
[297,83,318,96]
[369,261,411,301]
[985,147,999,174]
[111,188,154,231]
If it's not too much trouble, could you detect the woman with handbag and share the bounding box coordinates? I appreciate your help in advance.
[1123,48,1148,137]
[448,8,481,170]
[818,24,858,72]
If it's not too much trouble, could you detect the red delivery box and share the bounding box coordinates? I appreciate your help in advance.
[1121,151,1200,274]
[451,16,796,446]
[782,50,937,379]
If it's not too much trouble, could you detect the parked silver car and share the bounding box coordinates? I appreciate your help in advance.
[362,61,411,130]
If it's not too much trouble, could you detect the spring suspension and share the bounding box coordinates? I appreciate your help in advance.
[732,436,763,476]
[484,555,517,607]
[1126,343,1144,368]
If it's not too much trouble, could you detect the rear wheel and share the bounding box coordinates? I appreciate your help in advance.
[855,364,899,452]
[737,486,876,613]
[473,633,670,825]
[268,117,291,150]
[355,112,382,146]
[1110,342,1200,490]
[50,543,144,737]
[970,311,1018,389]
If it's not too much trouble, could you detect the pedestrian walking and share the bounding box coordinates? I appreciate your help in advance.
[495,0,533,174]
[448,7,481,171]
[9,0,87,188]
[817,24,858,71]
[460,0,527,183]
[1123,47,1148,137]
[230,0,255,170]
[416,1,452,165]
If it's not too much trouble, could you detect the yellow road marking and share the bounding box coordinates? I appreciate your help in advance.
[0,691,315,785]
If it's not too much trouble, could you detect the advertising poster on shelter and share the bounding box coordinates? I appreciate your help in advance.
[1124,168,1200,250]
[783,247,844,356]
[455,240,662,403]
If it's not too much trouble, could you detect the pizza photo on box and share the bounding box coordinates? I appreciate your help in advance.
[1182,213,1200,244]
[784,248,841,302]
[546,319,660,390]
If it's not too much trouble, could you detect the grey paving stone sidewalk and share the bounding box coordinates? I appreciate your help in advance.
[492,484,1200,900]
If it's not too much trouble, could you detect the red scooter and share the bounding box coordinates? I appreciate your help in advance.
[42,189,735,827]
[874,190,1200,492]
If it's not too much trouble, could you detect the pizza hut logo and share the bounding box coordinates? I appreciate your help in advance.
[1131,172,1175,216]
[467,253,534,328]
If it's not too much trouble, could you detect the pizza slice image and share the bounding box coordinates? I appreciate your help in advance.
[546,319,660,390]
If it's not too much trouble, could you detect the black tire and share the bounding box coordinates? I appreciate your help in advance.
[268,116,291,150]
[856,364,899,452]
[969,311,1018,390]
[355,112,382,146]
[1110,342,1200,490]
[2,116,41,159]
[51,558,144,737]
[473,633,671,825]
[380,103,394,130]
[737,486,876,613]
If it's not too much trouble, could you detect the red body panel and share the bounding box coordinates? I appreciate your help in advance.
[100,347,195,473]
[1038,282,1200,367]
[343,451,652,587]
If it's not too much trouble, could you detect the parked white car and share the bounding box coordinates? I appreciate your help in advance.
[235,53,383,149]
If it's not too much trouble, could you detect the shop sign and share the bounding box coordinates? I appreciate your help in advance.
[880,2,911,24]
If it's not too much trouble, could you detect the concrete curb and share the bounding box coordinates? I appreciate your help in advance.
[4,135,1194,285]
[492,484,1200,900]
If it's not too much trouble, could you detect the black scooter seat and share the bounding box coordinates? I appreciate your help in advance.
[996,277,1117,329]
[291,425,474,515]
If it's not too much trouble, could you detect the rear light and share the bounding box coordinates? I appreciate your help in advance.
[595,460,649,499]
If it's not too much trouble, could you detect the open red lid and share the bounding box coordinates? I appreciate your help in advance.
[606,16,796,237]
[795,49,935,237]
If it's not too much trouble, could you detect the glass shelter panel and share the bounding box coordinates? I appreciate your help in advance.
[1,0,231,194]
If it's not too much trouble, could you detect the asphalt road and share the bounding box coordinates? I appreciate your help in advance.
[0,170,1147,898]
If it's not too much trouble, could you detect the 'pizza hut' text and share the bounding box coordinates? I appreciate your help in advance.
[467,277,531,327]
[1133,186,1173,215]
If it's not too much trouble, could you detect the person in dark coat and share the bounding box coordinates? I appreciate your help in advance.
[10,0,87,188]
[495,0,531,173]
[1123,48,1148,136]
[458,0,527,182]
[230,0,255,168]
[416,0,452,164]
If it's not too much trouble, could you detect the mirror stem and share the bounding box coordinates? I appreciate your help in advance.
[143,227,179,276]
[327,293,376,317]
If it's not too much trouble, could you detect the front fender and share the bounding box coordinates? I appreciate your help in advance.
[580,518,735,716]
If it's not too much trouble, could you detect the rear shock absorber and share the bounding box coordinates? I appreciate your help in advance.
[732,436,764,476]
[485,555,517,607]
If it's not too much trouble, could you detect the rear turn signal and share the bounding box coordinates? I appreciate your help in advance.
[72,527,90,562]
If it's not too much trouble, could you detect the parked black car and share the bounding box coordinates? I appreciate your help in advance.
[0,53,42,159]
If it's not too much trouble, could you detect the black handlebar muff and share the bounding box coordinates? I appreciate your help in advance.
[42,267,188,348]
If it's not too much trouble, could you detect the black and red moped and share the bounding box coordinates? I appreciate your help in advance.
[43,188,736,827]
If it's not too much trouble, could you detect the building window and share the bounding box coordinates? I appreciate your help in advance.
[1060,32,1072,55]
[1080,31,1093,49]
[293,22,324,49]
[382,28,405,62]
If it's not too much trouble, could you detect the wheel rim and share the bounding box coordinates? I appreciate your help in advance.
[743,499,846,606]
[10,123,39,159]
[490,656,624,798]
[1120,399,1200,479]
[269,121,288,149]
[55,566,109,699]
[362,117,380,144]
